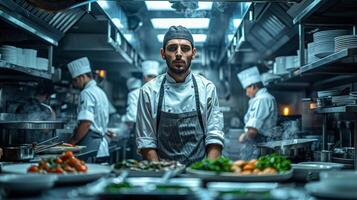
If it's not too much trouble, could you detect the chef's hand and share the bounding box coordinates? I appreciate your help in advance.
[239,133,248,143]
[106,130,116,141]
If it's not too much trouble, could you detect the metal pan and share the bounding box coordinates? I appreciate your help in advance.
[1,136,60,161]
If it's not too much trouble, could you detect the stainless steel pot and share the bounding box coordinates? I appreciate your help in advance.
[1,136,62,161]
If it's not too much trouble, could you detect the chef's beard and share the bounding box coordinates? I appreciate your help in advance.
[166,58,192,75]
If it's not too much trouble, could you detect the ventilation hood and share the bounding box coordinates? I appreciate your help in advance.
[0,0,86,45]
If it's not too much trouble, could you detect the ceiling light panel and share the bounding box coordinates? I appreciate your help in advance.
[145,1,212,11]
[151,18,210,29]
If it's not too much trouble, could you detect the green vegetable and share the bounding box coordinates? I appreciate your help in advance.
[105,182,133,192]
[190,157,232,172]
[255,153,291,172]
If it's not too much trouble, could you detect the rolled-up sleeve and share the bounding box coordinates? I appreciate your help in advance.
[77,92,95,123]
[245,99,271,132]
[205,84,224,147]
[135,88,157,150]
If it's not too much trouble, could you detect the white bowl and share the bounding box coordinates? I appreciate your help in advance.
[319,171,357,191]
[0,174,57,194]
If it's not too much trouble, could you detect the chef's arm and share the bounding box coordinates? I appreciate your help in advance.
[239,127,258,142]
[69,120,91,145]
[141,148,159,161]
[246,127,258,139]
[206,144,222,160]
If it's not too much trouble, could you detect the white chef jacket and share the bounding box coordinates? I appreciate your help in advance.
[78,80,109,157]
[136,72,224,150]
[121,88,140,123]
[244,88,277,137]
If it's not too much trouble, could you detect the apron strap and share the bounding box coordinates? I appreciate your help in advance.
[156,76,166,130]
[192,75,205,134]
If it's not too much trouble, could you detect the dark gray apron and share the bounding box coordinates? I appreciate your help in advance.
[156,75,206,166]
[77,130,103,155]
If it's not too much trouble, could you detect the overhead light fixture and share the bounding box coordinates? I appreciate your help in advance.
[97,0,109,10]
[112,18,124,29]
[157,34,207,43]
[233,19,242,29]
[145,1,212,11]
[151,18,210,29]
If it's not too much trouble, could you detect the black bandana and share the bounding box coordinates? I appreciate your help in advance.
[163,25,194,48]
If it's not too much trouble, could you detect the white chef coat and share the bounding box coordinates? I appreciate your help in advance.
[244,88,278,137]
[136,72,224,150]
[78,80,109,158]
[121,88,140,123]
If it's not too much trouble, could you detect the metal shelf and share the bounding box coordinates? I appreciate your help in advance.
[0,60,52,80]
[316,105,357,114]
[300,48,357,74]
[266,48,357,90]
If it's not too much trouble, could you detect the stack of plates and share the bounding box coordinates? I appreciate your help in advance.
[335,35,357,52]
[23,48,37,69]
[307,43,319,64]
[0,45,17,64]
[313,30,351,58]
[273,56,288,75]
[261,72,281,86]
[317,89,343,98]
[285,55,299,71]
[36,57,49,71]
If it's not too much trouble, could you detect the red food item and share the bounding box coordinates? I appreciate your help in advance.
[75,164,88,172]
[27,151,87,174]
[55,158,63,164]
[65,151,74,159]
[27,165,39,173]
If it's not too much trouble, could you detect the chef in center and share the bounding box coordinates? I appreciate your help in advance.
[135,25,224,165]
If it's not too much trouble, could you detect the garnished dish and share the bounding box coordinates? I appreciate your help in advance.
[114,159,183,172]
[27,151,87,174]
[188,154,293,181]
[190,154,291,175]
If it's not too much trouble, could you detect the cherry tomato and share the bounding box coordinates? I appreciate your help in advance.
[68,157,80,167]
[27,165,39,173]
[65,151,74,159]
[55,158,63,164]
[55,167,64,174]
[64,165,75,173]
[75,164,88,172]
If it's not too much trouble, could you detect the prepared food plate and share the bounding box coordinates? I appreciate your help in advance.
[112,159,185,177]
[187,154,293,182]
[2,151,110,184]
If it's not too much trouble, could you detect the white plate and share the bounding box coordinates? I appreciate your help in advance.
[186,168,293,182]
[0,174,57,193]
[305,182,357,200]
[2,163,111,184]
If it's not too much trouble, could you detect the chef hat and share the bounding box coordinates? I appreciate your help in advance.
[67,57,91,78]
[126,77,142,91]
[142,60,160,77]
[163,25,194,48]
[237,66,262,89]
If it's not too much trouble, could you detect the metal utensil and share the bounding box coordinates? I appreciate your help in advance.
[34,141,64,154]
